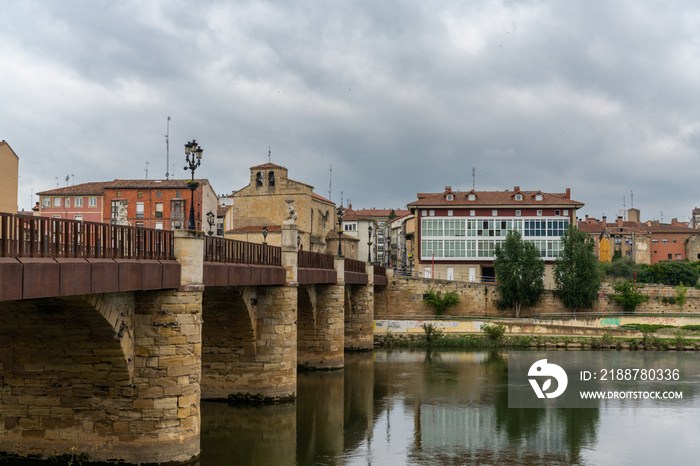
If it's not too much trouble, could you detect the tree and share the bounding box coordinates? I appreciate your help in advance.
[554,225,602,311]
[494,231,545,317]
[388,209,397,220]
[676,282,688,312]
[423,289,460,316]
[610,279,649,314]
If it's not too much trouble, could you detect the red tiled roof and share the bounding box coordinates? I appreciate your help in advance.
[37,181,111,196]
[350,208,410,218]
[104,179,208,189]
[228,225,284,233]
[312,192,334,204]
[642,223,698,234]
[409,189,583,208]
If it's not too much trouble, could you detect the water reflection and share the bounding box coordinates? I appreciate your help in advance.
[199,350,698,465]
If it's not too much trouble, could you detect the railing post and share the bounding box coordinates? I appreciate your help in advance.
[282,198,298,284]
[174,230,205,288]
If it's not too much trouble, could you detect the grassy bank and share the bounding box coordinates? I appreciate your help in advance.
[374,323,700,351]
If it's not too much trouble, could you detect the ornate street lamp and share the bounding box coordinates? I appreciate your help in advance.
[262,226,268,244]
[367,224,373,263]
[184,140,203,230]
[337,206,344,256]
[206,211,215,236]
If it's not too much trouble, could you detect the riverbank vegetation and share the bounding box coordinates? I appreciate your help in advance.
[373,322,700,351]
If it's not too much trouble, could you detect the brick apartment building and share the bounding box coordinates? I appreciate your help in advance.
[37,182,109,222]
[102,179,217,231]
[408,186,583,283]
[37,179,218,231]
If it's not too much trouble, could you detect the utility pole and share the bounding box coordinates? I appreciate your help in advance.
[145,161,149,180]
[328,164,332,201]
[165,116,171,180]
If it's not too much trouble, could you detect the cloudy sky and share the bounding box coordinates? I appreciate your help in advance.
[3,0,700,222]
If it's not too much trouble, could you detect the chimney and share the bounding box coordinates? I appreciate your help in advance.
[445,186,452,193]
[617,216,623,226]
[566,188,571,199]
[602,216,607,227]
[514,186,520,192]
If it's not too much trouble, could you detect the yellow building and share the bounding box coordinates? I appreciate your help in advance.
[0,141,19,214]
[227,163,347,255]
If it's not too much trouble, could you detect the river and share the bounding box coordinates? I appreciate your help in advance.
[198,350,700,465]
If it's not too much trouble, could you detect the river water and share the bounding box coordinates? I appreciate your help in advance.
[198,350,700,465]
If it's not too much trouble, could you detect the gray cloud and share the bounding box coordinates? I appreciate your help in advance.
[3,0,700,222]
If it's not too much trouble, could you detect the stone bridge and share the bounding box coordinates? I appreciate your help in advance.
[0,213,387,464]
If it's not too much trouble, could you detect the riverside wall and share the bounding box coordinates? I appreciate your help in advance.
[378,275,700,320]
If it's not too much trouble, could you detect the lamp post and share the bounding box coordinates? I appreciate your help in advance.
[262,226,268,245]
[337,206,344,256]
[367,224,373,263]
[297,235,301,250]
[184,140,203,230]
[206,211,214,236]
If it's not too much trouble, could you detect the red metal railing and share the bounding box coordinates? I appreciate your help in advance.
[204,236,281,266]
[298,250,335,269]
[344,257,367,274]
[0,213,174,260]
[373,264,386,277]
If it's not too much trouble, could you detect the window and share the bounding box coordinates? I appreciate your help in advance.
[429,210,435,216]
[444,240,465,257]
[117,191,122,198]
[110,201,120,222]
[422,239,443,258]
[256,172,263,186]
[65,198,70,207]
[157,191,162,199]
[136,202,144,219]
[516,210,521,216]
[614,238,622,245]
[137,191,143,199]
[535,194,543,201]
[422,210,427,216]
[652,239,659,244]
[268,171,275,186]
[546,220,569,237]
[42,197,50,207]
[344,223,357,231]
[515,194,523,201]
[662,239,668,244]
[53,198,60,207]
[155,202,163,218]
[136,222,144,228]
[444,219,465,236]
[468,193,476,201]
[422,219,443,236]
[524,220,546,237]
[537,210,542,216]
[673,239,677,243]
[555,210,560,216]
[676,254,682,259]
[155,222,163,230]
[446,194,453,201]
[75,197,82,207]
[492,210,498,216]
[564,210,569,216]
[74,215,82,221]
[668,254,672,260]
[447,210,453,216]
[171,199,185,229]
[176,191,182,198]
[89,197,97,207]
[470,210,475,216]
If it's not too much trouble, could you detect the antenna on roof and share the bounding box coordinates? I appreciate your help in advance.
[660,211,664,223]
[71,174,75,186]
[65,175,69,187]
[341,191,344,208]
[328,164,332,201]
[165,116,171,180]
[268,146,271,163]
[631,190,634,208]
[55,177,59,188]
[145,161,149,180]
[472,167,475,191]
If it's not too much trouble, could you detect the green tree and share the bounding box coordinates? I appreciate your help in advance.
[610,279,649,314]
[554,225,602,311]
[494,231,545,317]
[388,209,396,220]
[676,282,688,311]
[423,289,460,316]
